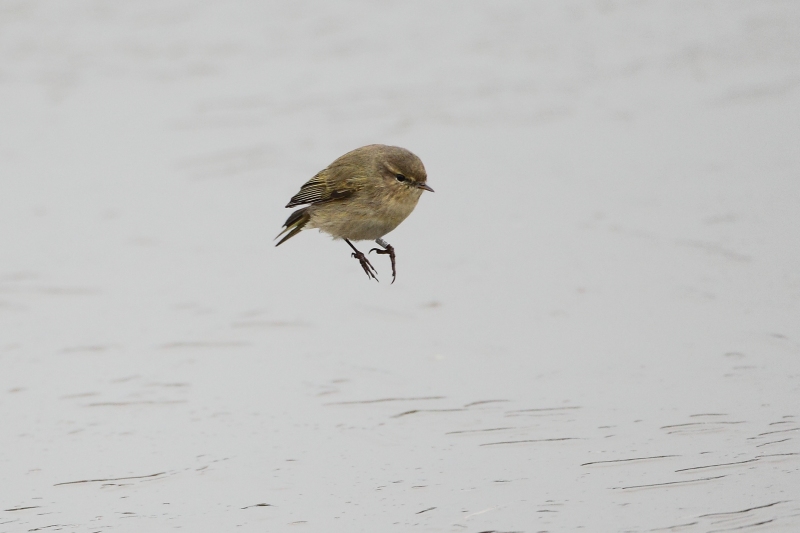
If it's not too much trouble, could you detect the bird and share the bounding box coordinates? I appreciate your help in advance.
[275,144,433,283]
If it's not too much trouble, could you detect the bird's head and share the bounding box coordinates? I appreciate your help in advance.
[379,146,434,194]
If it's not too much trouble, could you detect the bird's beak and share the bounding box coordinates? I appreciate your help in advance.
[417,182,434,193]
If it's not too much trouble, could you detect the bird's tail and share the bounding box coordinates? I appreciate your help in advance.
[275,207,310,246]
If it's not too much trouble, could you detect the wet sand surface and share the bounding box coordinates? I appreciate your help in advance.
[1,2,799,531]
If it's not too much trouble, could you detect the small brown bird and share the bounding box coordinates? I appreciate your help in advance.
[276,144,433,282]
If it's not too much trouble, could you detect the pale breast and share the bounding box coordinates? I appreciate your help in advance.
[307,191,421,241]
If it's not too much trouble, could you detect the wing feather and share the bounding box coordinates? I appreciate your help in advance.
[285,169,358,208]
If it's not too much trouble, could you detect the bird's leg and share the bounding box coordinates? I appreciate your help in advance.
[345,239,378,281]
[370,237,396,284]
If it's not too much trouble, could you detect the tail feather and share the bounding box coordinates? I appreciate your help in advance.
[275,207,310,246]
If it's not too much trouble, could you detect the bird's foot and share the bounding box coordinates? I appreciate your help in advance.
[370,244,396,283]
[351,250,378,281]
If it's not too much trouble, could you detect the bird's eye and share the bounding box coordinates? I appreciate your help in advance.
[395,174,407,182]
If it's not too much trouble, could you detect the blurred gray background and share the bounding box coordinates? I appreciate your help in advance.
[2,1,799,531]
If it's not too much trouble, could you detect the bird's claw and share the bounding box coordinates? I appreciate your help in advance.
[369,245,397,284]
[352,251,378,281]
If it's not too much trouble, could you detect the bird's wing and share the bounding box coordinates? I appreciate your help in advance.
[285,169,358,208]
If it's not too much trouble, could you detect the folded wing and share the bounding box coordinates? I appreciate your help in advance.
[285,170,357,208]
